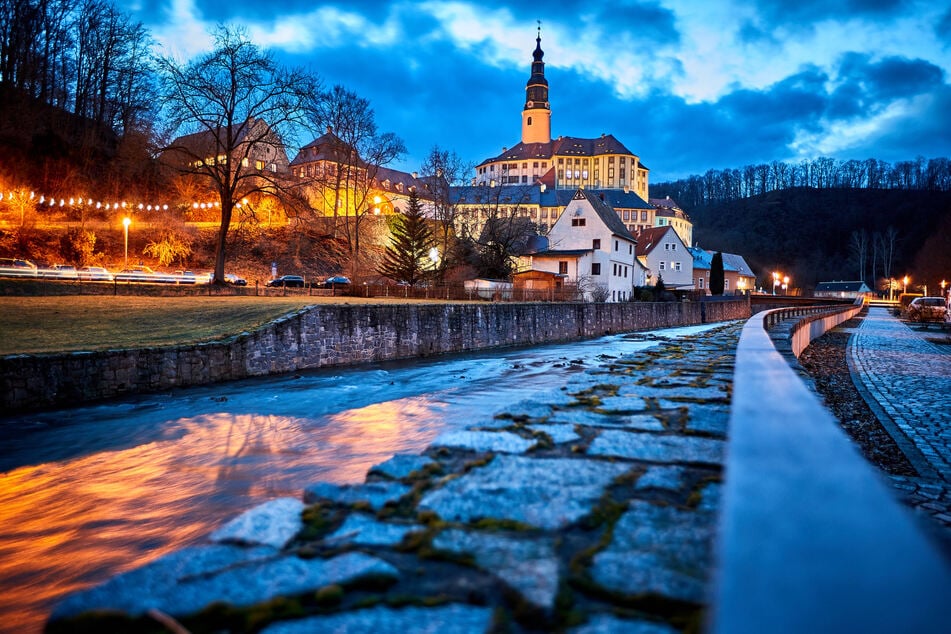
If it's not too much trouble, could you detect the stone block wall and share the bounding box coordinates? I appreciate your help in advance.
[1,299,750,413]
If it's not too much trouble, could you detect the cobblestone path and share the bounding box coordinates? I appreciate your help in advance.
[49,322,742,634]
[848,307,951,533]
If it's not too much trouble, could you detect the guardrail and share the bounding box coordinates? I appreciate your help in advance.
[763,300,863,357]
[711,303,951,634]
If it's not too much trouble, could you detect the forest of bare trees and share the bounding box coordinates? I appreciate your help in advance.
[652,156,951,210]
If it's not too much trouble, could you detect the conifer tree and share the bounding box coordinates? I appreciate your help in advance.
[710,251,725,295]
[377,189,435,286]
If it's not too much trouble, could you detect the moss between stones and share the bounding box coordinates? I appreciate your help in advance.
[297,503,347,543]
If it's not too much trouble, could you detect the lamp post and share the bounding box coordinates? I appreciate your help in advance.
[782,275,790,296]
[903,275,909,294]
[122,217,131,267]
[772,271,780,295]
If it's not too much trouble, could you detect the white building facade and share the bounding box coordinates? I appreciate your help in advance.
[520,189,639,302]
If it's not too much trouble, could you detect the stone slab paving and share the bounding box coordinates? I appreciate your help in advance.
[848,307,951,535]
[47,322,742,634]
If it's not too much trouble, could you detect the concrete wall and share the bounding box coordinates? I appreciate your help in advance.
[1,298,750,413]
[712,305,951,634]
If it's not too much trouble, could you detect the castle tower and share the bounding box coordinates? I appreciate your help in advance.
[521,26,551,145]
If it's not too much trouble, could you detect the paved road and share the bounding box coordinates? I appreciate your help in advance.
[848,307,951,531]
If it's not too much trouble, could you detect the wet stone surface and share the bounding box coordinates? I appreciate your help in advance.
[48,322,742,634]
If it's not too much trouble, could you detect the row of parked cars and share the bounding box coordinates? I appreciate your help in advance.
[0,258,248,285]
[266,275,351,288]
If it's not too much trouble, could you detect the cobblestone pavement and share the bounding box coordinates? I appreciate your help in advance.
[848,307,951,533]
[48,323,742,634]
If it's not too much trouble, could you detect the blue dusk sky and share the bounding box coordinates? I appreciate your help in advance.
[123,0,951,182]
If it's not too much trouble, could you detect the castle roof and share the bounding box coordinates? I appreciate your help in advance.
[477,134,637,167]
[449,186,651,210]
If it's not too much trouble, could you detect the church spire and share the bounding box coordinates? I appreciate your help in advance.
[521,22,551,145]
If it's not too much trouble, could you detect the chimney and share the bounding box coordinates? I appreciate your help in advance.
[326,125,333,134]
[540,183,546,193]
[623,185,629,194]
[490,179,496,188]
[412,171,418,179]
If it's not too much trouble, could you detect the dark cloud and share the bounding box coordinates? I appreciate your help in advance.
[935,8,951,45]
[752,0,905,23]
[838,53,944,101]
[506,1,680,43]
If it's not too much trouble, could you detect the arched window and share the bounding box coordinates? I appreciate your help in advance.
[527,116,533,126]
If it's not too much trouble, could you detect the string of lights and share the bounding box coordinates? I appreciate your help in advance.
[0,189,251,212]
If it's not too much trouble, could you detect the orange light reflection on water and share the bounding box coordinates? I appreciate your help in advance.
[0,395,447,634]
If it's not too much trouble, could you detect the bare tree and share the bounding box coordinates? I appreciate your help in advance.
[420,145,469,279]
[456,176,538,279]
[156,25,317,284]
[849,229,869,284]
[879,226,899,286]
[303,85,405,277]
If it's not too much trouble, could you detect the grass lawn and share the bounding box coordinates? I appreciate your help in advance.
[0,296,334,355]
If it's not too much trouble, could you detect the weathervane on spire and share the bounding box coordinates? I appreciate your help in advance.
[537,20,542,39]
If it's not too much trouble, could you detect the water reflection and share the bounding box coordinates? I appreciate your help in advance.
[0,323,721,633]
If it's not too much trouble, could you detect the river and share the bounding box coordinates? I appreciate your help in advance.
[0,324,721,633]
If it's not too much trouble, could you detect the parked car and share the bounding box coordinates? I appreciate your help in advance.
[114,265,168,283]
[323,275,351,287]
[225,273,247,286]
[266,275,305,288]
[78,266,114,282]
[0,258,38,278]
[906,296,947,322]
[174,270,199,284]
[40,264,79,280]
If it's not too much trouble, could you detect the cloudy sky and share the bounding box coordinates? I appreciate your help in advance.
[124,0,951,182]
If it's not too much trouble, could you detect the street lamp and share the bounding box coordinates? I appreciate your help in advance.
[903,275,909,294]
[772,271,780,295]
[782,275,790,296]
[122,217,131,267]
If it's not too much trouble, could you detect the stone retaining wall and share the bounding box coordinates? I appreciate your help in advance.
[1,298,750,413]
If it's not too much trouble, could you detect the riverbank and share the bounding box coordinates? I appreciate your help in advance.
[47,323,743,633]
[1,298,751,413]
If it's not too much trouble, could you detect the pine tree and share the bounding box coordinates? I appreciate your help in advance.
[710,251,725,295]
[377,189,435,286]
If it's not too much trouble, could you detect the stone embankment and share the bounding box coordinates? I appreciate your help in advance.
[48,323,741,633]
[2,299,749,413]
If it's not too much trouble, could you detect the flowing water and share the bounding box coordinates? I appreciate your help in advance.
[0,324,721,632]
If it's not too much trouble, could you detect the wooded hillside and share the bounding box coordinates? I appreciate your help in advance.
[685,188,951,293]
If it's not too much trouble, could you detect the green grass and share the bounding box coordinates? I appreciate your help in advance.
[0,296,324,355]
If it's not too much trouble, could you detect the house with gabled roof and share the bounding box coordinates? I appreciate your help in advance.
[288,126,439,217]
[516,188,642,302]
[636,226,693,290]
[163,117,289,175]
[687,247,756,294]
[649,196,693,247]
[814,281,873,299]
